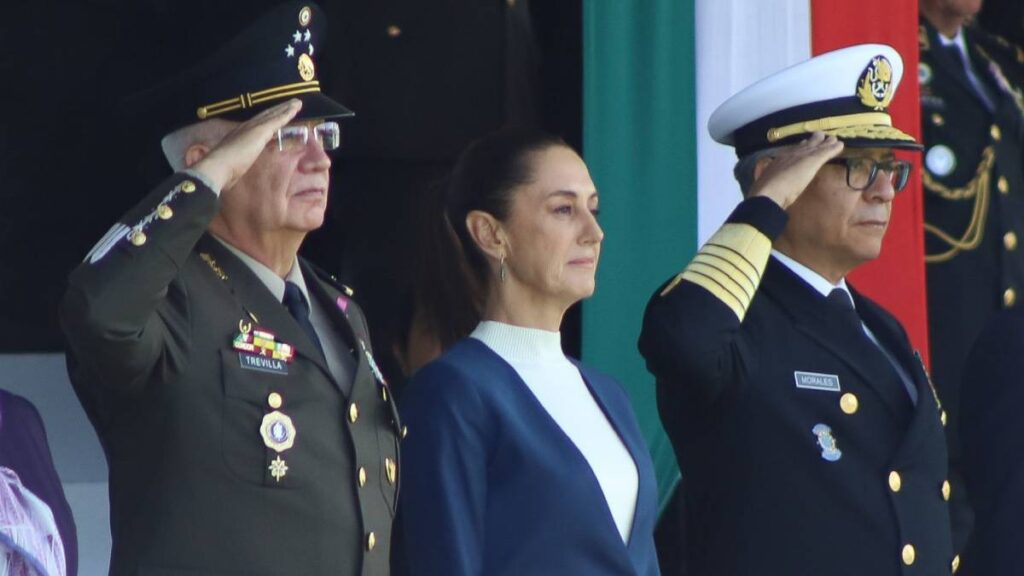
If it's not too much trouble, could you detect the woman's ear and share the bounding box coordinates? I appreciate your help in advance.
[184,144,212,169]
[465,210,507,260]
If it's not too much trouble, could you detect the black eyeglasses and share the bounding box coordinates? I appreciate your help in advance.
[825,157,913,193]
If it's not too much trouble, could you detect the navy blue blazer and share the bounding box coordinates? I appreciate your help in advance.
[394,338,660,576]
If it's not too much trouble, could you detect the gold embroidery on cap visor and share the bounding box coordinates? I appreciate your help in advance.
[766,112,917,144]
[196,80,322,119]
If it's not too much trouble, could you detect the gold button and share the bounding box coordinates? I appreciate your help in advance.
[367,531,376,551]
[181,180,196,193]
[1005,288,1017,307]
[889,471,902,493]
[268,392,282,409]
[999,176,1010,194]
[931,113,945,126]
[129,230,147,246]
[942,480,951,501]
[349,402,359,423]
[402,425,408,439]
[992,124,1002,141]
[385,457,396,484]
[941,410,948,427]
[1006,232,1019,251]
[902,543,916,566]
[952,554,961,573]
[157,204,173,220]
[840,393,859,415]
[386,25,401,38]
[358,466,367,487]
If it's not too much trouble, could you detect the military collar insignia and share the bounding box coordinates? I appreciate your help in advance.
[360,339,387,385]
[857,55,895,111]
[201,252,228,280]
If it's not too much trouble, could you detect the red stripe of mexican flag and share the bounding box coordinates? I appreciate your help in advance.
[813,1,930,364]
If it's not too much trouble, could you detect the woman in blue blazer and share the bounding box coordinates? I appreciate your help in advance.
[395,128,660,576]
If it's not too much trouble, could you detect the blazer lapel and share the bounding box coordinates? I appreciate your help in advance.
[575,363,652,565]
[196,236,332,379]
[761,260,913,423]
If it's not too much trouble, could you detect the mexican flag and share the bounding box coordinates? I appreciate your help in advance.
[581,0,927,507]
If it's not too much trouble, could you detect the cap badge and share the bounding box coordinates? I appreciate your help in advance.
[297,53,316,81]
[857,56,895,111]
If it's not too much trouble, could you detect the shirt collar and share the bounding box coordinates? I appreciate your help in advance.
[937,26,968,54]
[771,250,851,301]
[212,235,309,304]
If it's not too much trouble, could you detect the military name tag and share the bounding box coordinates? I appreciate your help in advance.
[239,353,289,375]
[794,371,841,392]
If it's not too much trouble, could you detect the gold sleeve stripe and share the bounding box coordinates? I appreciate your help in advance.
[687,259,754,302]
[703,242,760,282]
[678,269,746,320]
[695,249,758,296]
[660,222,773,321]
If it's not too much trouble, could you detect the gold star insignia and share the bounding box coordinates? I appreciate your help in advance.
[269,456,289,482]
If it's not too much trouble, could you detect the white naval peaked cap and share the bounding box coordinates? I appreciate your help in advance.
[708,43,922,156]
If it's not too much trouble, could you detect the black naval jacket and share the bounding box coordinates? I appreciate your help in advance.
[61,172,401,576]
[640,197,954,576]
[960,307,1024,575]
[919,19,1024,466]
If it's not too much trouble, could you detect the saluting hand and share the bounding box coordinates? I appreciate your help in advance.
[748,132,844,210]
[191,99,303,192]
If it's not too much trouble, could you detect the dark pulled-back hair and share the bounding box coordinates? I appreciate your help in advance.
[411,126,568,351]
[446,126,568,287]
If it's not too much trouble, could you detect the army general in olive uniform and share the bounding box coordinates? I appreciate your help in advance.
[918,0,1024,557]
[59,3,401,575]
[640,45,955,575]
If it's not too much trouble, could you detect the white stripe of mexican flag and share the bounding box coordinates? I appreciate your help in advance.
[696,0,812,244]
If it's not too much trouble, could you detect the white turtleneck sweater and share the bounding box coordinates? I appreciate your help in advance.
[471,321,639,543]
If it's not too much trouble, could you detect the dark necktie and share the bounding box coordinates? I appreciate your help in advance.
[283,281,325,356]
[827,288,861,332]
[942,42,997,112]
[826,288,918,404]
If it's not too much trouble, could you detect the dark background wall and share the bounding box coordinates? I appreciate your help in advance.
[0,3,580,572]
[0,0,582,375]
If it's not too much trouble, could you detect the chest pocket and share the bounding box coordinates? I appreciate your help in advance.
[219,349,322,488]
